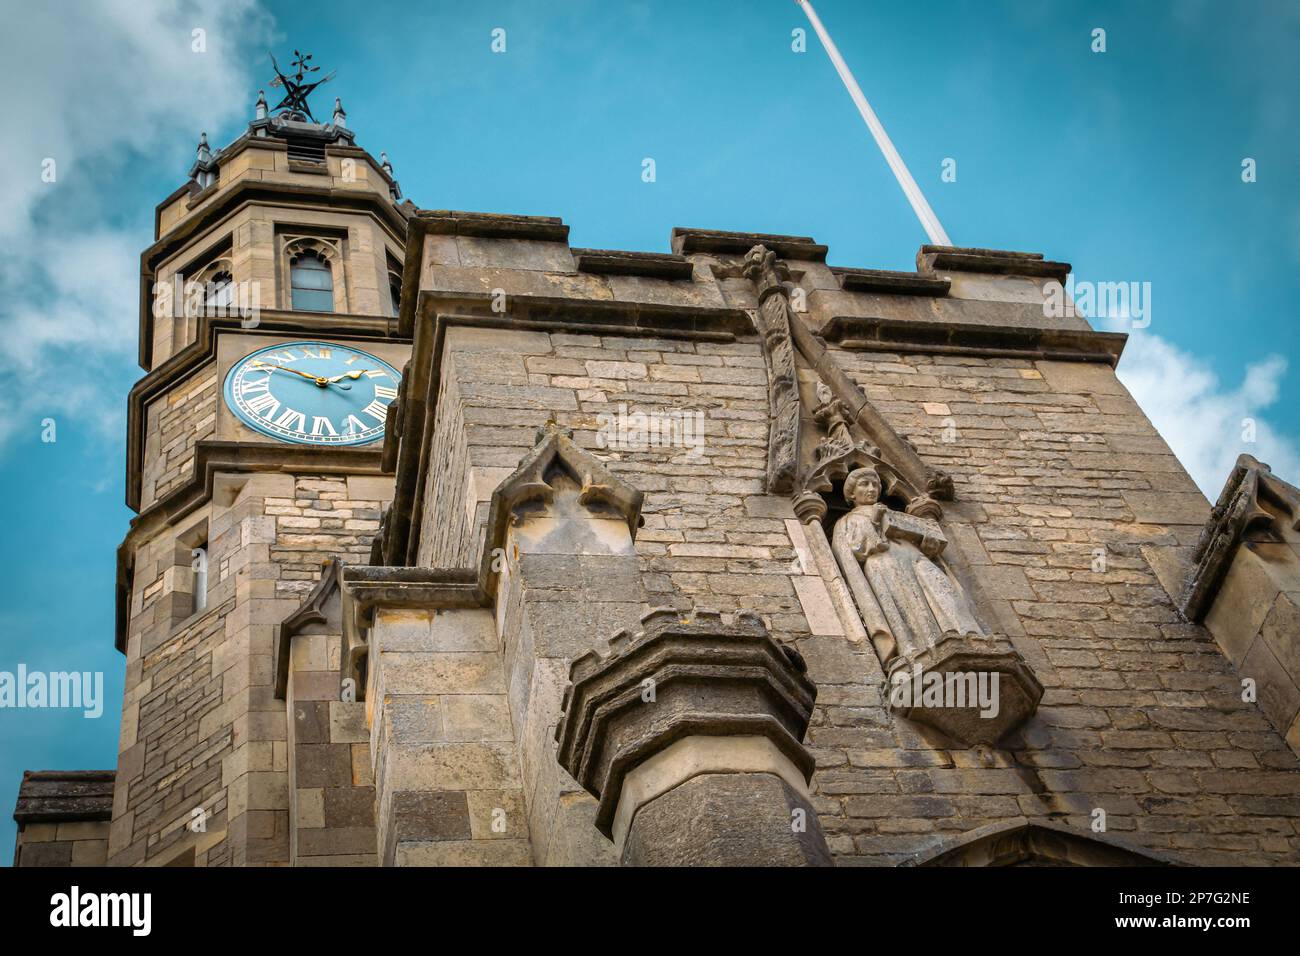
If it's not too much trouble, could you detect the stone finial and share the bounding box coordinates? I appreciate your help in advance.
[555,610,832,866]
[255,90,268,120]
[196,131,211,163]
[332,96,347,129]
[380,151,394,178]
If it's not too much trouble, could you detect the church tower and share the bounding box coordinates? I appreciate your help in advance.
[106,56,411,866]
[13,51,1300,872]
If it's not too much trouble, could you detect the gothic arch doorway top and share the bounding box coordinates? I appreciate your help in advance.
[910,818,1176,867]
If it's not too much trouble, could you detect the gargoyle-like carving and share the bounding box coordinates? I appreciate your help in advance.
[742,245,801,495]
[1181,454,1300,620]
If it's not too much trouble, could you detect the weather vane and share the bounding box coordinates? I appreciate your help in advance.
[267,49,336,122]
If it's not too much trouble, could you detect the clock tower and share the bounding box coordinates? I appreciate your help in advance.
[109,57,412,866]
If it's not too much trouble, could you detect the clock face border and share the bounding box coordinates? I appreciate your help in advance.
[222,340,402,447]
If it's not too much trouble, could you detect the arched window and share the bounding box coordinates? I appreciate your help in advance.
[205,271,233,313]
[389,271,402,317]
[291,252,334,312]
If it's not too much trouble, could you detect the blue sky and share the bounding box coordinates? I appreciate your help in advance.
[0,0,1296,859]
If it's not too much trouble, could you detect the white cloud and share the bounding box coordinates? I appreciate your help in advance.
[1114,327,1300,499]
[0,0,272,453]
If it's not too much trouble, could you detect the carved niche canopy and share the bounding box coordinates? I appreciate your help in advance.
[794,381,944,524]
[479,423,645,595]
[736,243,954,510]
[1181,453,1300,620]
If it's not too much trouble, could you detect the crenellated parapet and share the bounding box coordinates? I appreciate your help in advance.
[556,608,832,866]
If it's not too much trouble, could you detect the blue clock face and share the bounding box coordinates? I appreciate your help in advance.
[223,341,401,446]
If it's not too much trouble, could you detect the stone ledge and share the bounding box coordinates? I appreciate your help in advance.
[338,565,486,700]
[832,267,951,297]
[414,209,569,242]
[918,244,1071,282]
[14,770,116,824]
[671,227,828,262]
[573,248,694,280]
[821,316,1127,365]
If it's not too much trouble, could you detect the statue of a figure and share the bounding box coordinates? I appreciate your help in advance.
[831,466,986,669]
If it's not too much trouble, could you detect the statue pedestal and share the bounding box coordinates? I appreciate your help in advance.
[886,631,1043,747]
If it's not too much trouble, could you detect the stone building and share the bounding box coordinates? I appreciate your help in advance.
[12,73,1300,868]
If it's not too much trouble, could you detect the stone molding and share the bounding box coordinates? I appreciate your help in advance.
[821,315,1127,365]
[273,557,341,700]
[671,227,827,262]
[479,423,644,598]
[555,607,818,839]
[917,244,1071,282]
[910,818,1175,867]
[572,248,694,280]
[337,566,482,701]
[832,266,951,296]
[1181,453,1300,620]
[742,245,802,494]
[13,771,116,825]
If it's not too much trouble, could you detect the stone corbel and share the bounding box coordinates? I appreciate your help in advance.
[741,245,802,494]
[479,422,644,597]
[1181,453,1300,620]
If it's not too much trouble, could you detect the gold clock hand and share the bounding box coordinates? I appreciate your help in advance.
[252,360,328,386]
[325,370,366,383]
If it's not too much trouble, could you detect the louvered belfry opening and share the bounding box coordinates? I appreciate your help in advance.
[285,133,326,164]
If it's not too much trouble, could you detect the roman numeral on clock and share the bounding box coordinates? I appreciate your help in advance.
[274,408,307,433]
[373,385,398,400]
[245,392,281,419]
[362,400,389,423]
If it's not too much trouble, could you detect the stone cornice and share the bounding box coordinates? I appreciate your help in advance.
[917,244,1071,282]
[671,227,828,262]
[821,316,1127,365]
[338,566,485,700]
[831,267,951,297]
[115,439,386,652]
[573,248,694,280]
[382,292,752,567]
[125,313,403,513]
[14,770,116,825]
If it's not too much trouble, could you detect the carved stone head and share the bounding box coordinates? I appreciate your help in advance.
[844,466,882,506]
